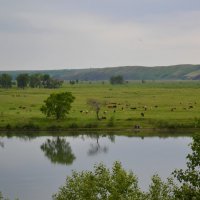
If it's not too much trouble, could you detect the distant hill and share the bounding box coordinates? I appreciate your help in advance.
[1,64,200,81]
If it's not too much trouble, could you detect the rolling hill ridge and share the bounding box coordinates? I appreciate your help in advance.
[1,64,200,81]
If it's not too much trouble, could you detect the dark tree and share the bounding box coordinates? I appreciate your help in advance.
[0,74,12,88]
[41,74,51,88]
[16,73,29,89]
[29,74,42,88]
[41,92,75,120]
[87,99,102,120]
[40,74,63,88]
[41,137,76,165]
[110,75,124,84]
[47,79,63,88]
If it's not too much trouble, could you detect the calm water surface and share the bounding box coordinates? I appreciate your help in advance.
[0,133,192,200]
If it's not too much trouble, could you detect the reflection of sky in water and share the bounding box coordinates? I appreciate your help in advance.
[0,135,192,200]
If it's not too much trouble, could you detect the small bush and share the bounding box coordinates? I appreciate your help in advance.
[5,124,11,130]
[69,122,79,129]
[47,125,62,131]
[107,116,115,127]
[23,122,39,130]
[84,122,99,128]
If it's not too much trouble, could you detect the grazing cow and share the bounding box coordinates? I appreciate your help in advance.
[130,107,137,110]
[189,105,193,109]
[141,112,144,117]
[171,107,176,112]
[134,125,140,129]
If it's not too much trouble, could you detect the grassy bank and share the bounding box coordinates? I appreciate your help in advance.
[0,81,200,131]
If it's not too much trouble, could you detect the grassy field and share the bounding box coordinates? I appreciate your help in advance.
[0,81,200,130]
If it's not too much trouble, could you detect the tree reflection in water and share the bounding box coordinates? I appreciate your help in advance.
[87,135,115,156]
[0,140,4,148]
[41,137,76,165]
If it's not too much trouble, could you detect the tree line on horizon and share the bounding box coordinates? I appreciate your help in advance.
[0,73,125,88]
[0,73,63,89]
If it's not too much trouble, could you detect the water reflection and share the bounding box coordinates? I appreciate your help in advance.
[0,131,194,200]
[41,137,76,165]
[0,140,4,148]
[87,135,115,156]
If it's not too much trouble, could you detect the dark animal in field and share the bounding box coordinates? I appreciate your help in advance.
[107,105,117,108]
[134,125,140,129]
[121,107,124,110]
[189,105,193,109]
[141,112,144,117]
[171,108,176,112]
[113,110,116,113]
[110,102,117,105]
[154,105,158,108]
[130,107,137,110]
[80,110,83,113]
[101,116,107,120]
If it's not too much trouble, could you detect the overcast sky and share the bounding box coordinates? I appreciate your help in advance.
[0,0,200,70]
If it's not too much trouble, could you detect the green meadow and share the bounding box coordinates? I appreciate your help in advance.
[0,81,200,130]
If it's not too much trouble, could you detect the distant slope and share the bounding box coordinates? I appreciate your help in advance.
[1,64,200,80]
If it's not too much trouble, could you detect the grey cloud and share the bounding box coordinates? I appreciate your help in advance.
[0,0,200,70]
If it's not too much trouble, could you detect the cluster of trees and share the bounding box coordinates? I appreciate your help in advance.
[52,134,200,200]
[0,73,63,89]
[110,75,124,84]
[0,74,12,88]
[17,73,63,89]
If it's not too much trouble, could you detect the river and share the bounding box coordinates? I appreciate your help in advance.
[0,132,192,200]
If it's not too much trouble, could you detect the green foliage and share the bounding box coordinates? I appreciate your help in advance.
[110,75,124,84]
[30,73,63,88]
[53,161,145,200]
[0,74,12,88]
[146,175,176,200]
[29,74,42,88]
[173,134,200,199]
[41,92,75,120]
[16,73,29,89]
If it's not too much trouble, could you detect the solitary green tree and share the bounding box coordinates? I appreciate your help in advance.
[0,74,12,88]
[41,92,75,120]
